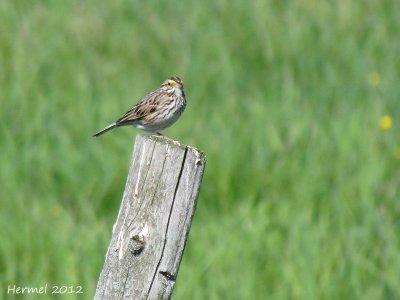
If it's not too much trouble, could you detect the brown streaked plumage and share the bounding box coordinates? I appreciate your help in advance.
[93,77,186,137]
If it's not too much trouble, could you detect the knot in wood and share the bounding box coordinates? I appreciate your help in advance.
[129,235,145,256]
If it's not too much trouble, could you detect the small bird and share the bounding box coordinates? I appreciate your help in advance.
[93,76,186,137]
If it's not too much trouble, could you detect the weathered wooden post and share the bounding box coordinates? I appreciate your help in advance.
[95,134,205,299]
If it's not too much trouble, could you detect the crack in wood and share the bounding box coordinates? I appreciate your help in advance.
[146,148,188,299]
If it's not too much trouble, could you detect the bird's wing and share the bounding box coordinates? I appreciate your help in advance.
[116,89,168,125]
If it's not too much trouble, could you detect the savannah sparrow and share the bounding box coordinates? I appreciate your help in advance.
[93,76,186,137]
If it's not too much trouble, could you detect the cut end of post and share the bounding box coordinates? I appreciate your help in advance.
[139,134,206,161]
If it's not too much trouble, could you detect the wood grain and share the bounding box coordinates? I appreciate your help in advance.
[95,134,205,300]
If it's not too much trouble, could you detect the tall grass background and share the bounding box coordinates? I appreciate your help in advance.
[1,0,399,299]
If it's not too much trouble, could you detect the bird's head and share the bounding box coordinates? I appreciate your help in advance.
[161,76,183,89]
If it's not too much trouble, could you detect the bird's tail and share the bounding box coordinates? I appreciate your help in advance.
[93,122,118,137]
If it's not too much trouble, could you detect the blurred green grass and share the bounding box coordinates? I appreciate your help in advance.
[1,0,400,299]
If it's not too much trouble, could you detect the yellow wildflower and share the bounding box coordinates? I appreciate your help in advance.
[368,71,381,87]
[379,115,392,130]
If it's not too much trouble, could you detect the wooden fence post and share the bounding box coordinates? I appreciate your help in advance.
[94,134,206,299]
